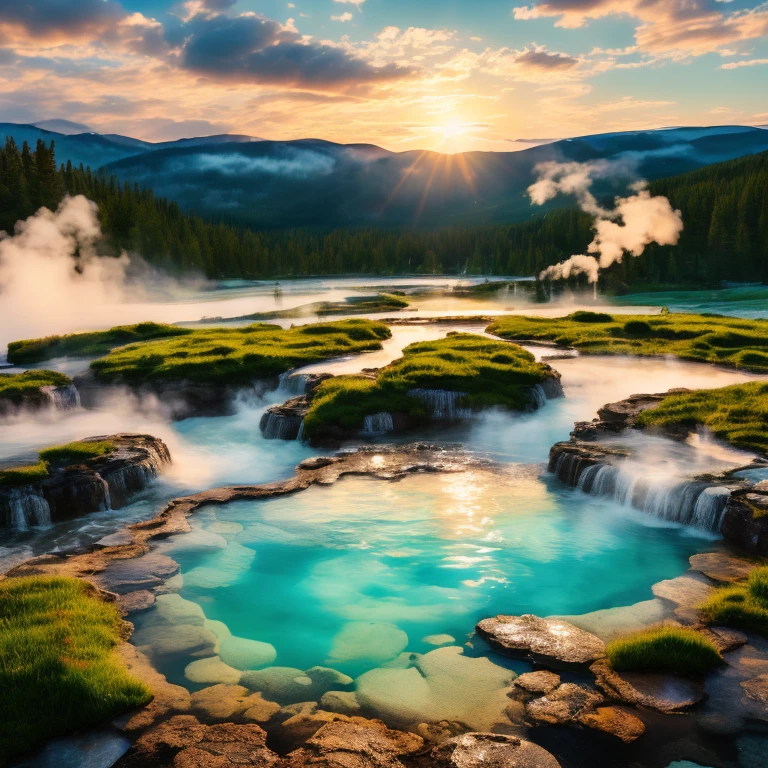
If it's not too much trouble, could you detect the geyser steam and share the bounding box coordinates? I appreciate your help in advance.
[529,161,683,283]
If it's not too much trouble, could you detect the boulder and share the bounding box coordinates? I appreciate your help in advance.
[185,656,242,686]
[189,684,280,725]
[99,553,180,595]
[428,732,561,768]
[319,691,362,716]
[131,623,218,660]
[284,717,423,768]
[590,658,706,713]
[720,492,768,557]
[524,683,605,726]
[240,666,337,704]
[578,706,646,743]
[513,671,561,694]
[476,614,605,667]
[117,590,156,614]
[274,702,352,749]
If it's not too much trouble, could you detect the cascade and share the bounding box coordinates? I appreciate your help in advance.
[278,372,310,396]
[567,460,731,532]
[42,383,81,411]
[1,488,51,529]
[361,412,394,435]
[408,389,471,420]
[529,384,548,409]
[260,411,304,440]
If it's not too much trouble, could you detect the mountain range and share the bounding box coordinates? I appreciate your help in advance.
[1,122,767,230]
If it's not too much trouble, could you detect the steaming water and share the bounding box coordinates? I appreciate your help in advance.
[613,284,768,319]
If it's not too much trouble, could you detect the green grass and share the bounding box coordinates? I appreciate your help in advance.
[0,441,117,488]
[0,370,72,404]
[38,441,116,465]
[89,319,391,386]
[302,333,556,438]
[0,576,152,763]
[6,323,191,364]
[235,293,409,321]
[699,565,768,633]
[636,382,768,456]
[486,312,768,373]
[606,626,723,676]
[0,460,50,488]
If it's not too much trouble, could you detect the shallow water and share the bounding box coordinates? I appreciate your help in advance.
[152,469,714,681]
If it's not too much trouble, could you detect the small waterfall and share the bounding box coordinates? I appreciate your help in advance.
[278,372,310,396]
[296,420,306,442]
[408,389,472,420]
[566,461,731,532]
[529,384,547,410]
[361,412,394,435]
[0,488,51,529]
[41,384,80,411]
[260,411,303,440]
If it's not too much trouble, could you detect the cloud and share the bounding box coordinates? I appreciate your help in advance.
[0,0,124,42]
[720,57,768,69]
[439,44,581,82]
[513,0,768,57]
[335,0,365,5]
[332,12,354,22]
[178,13,412,88]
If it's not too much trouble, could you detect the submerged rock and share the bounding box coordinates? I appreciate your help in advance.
[578,706,646,744]
[514,670,561,694]
[476,614,606,667]
[524,682,605,726]
[427,732,561,768]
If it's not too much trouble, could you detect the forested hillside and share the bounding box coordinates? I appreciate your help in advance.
[0,136,765,285]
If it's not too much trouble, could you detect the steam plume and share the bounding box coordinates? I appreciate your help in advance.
[530,161,683,283]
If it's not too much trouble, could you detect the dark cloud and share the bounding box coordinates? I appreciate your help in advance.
[178,14,412,88]
[0,0,124,40]
[514,48,579,70]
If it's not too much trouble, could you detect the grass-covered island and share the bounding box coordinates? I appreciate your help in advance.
[0,370,76,418]
[301,333,560,440]
[636,382,768,455]
[486,312,768,373]
[7,322,190,365]
[88,319,391,386]
[606,626,723,677]
[0,576,151,763]
[700,565,768,633]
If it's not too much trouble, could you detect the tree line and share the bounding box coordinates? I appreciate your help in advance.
[0,135,765,286]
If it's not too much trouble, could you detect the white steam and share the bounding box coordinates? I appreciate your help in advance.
[530,161,683,283]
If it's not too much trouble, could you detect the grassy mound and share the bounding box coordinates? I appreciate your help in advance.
[302,333,555,438]
[486,312,768,373]
[0,576,151,762]
[636,382,768,455]
[7,322,191,365]
[699,565,768,633]
[0,441,117,488]
[0,370,72,403]
[238,293,409,321]
[606,626,723,676]
[89,319,391,386]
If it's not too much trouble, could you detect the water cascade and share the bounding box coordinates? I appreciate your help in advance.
[361,412,395,435]
[408,389,472,421]
[564,459,732,531]
[278,372,310,396]
[260,411,304,440]
[529,384,548,410]
[1,488,51,529]
[42,383,81,411]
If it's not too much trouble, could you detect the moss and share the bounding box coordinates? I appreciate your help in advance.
[606,626,723,676]
[699,565,768,634]
[0,460,50,488]
[0,370,72,403]
[7,322,191,364]
[38,441,116,465]
[0,576,152,762]
[636,382,768,456]
[89,319,391,386]
[570,311,614,323]
[302,333,555,438]
[486,312,768,373]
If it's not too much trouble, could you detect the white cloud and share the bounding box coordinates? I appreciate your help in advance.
[332,12,353,21]
[720,57,768,69]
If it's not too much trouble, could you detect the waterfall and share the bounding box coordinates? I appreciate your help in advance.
[408,389,471,420]
[260,411,303,440]
[361,412,394,435]
[529,384,547,410]
[296,420,306,442]
[278,372,310,396]
[0,488,51,529]
[566,461,731,532]
[41,384,80,411]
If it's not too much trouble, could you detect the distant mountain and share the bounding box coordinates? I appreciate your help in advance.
[32,119,93,135]
[103,125,768,230]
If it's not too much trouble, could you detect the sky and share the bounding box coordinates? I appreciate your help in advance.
[1,0,767,152]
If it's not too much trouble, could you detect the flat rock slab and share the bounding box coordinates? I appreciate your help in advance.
[514,671,561,694]
[116,590,156,614]
[590,659,705,713]
[94,530,135,548]
[651,572,714,610]
[429,733,561,768]
[698,626,748,654]
[689,552,755,584]
[476,614,605,667]
[99,553,179,594]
